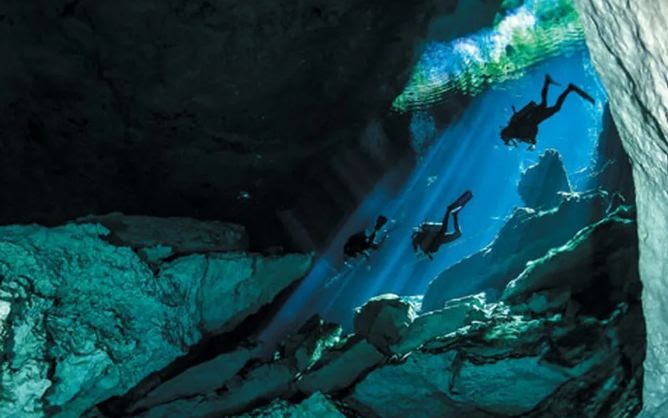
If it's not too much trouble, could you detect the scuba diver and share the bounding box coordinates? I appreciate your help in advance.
[500,74,595,150]
[412,190,473,260]
[343,215,389,260]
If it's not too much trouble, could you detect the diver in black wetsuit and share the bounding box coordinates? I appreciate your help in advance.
[344,215,389,260]
[412,190,473,260]
[501,74,595,150]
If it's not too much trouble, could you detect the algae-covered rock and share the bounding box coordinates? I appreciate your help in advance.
[0,222,311,418]
[518,149,572,210]
[353,294,416,354]
[232,392,346,418]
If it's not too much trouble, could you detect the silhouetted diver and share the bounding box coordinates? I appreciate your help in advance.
[343,215,388,260]
[500,74,595,150]
[412,190,473,260]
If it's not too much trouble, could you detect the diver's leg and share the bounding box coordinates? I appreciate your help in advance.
[452,212,462,238]
[540,75,551,105]
[440,209,451,234]
[548,83,595,116]
[541,86,572,120]
[540,74,560,105]
[568,83,596,104]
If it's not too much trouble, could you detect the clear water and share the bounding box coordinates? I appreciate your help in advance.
[262,50,607,348]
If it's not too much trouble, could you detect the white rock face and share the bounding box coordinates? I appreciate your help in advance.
[0,222,310,418]
[574,2,668,415]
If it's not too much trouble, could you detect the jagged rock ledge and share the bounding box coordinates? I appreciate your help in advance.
[0,215,312,418]
[122,206,643,418]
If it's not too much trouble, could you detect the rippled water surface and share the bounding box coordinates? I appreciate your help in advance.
[393,0,585,112]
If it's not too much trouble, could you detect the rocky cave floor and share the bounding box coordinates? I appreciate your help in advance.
[0,103,646,418]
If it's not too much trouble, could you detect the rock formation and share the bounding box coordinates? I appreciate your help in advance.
[574,2,668,414]
[0,217,311,418]
[421,190,609,311]
[518,149,572,210]
[588,105,635,202]
[120,207,643,418]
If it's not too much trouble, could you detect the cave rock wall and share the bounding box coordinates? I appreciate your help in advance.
[574,1,668,416]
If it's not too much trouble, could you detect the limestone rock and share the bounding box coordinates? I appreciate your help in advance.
[587,105,635,201]
[574,1,668,414]
[136,360,298,418]
[279,315,342,372]
[503,206,638,311]
[232,392,346,418]
[77,213,249,261]
[347,313,572,418]
[518,149,572,210]
[391,293,487,354]
[131,203,643,418]
[133,346,257,412]
[349,300,641,418]
[353,294,416,354]
[296,337,385,395]
[423,190,609,311]
[0,222,311,418]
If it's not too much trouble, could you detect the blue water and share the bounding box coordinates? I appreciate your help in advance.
[262,51,607,346]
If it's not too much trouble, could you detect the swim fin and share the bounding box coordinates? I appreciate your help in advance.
[448,190,473,213]
[545,74,561,86]
[569,84,595,104]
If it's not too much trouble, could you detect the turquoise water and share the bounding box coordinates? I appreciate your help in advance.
[262,50,607,346]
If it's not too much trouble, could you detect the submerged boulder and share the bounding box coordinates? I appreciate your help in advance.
[353,294,417,354]
[518,149,572,210]
[279,315,343,373]
[0,222,311,418]
[390,293,487,354]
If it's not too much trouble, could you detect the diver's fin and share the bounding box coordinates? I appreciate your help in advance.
[569,84,595,104]
[448,190,473,213]
[546,74,561,86]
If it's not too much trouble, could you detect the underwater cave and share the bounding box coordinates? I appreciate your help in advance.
[0,0,666,417]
